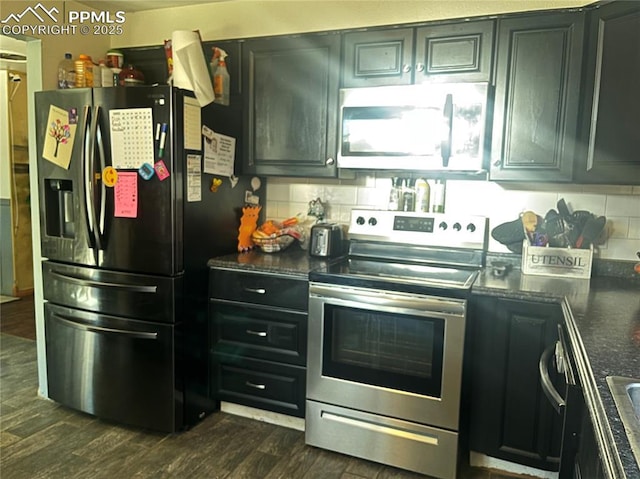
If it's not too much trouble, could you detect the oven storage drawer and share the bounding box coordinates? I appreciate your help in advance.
[210,301,307,366]
[306,400,459,478]
[212,353,306,417]
[209,269,308,311]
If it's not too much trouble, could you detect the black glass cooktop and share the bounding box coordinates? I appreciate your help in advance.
[312,257,479,291]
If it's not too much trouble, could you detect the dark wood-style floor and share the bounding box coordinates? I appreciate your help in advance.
[0,296,524,479]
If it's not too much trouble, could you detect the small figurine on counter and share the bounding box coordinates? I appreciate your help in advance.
[308,198,325,222]
[237,205,261,252]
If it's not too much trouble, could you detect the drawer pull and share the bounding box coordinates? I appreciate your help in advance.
[246,329,268,337]
[244,287,266,294]
[246,381,266,390]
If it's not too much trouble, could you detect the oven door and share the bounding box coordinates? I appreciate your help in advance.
[307,282,466,430]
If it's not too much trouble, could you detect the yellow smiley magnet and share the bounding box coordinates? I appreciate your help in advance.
[102,166,118,187]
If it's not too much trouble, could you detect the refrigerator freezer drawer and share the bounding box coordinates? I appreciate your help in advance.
[43,261,181,323]
[45,302,183,432]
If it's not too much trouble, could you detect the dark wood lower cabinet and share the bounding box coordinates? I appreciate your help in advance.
[208,267,308,418]
[468,296,563,471]
[211,352,306,417]
[573,405,606,479]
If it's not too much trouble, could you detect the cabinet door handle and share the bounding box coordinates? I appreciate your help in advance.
[246,329,268,337]
[244,287,266,294]
[414,63,425,72]
[246,381,266,390]
[326,157,335,166]
[403,64,413,73]
[539,342,566,414]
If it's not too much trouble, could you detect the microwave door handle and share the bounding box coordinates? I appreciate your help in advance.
[441,94,453,167]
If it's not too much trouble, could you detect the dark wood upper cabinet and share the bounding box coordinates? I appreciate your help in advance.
[342,28,414,87]
[414,21,494,83]
[342,20,494,87]
[489,12,585,182]
[242,33,340,177]
[574,1,640,185]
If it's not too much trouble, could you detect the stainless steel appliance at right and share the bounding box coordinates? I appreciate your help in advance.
[306,209,488,479]
[337,83,489,173]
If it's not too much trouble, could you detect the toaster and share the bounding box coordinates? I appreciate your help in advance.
[309,223,344,258]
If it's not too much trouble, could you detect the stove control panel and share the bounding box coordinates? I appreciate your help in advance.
[349,209,488,249]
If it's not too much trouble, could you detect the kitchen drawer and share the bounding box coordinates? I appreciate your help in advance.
[211,353,306,417]
[209,268,308,311]
[210,301,307,366]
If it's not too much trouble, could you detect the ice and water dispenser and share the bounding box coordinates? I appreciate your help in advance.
[44,179,75,238]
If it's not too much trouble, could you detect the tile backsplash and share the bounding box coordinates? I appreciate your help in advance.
[265,175,640,261]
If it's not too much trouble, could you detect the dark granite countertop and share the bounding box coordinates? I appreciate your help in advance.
[474,269,640,479]
[206,246,340,279]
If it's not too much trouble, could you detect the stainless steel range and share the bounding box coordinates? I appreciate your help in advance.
[306,209,488,479]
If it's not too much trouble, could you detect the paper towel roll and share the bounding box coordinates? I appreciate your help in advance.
[171,30,215,107]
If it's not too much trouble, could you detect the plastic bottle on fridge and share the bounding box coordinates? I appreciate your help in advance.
[74,54,94,87]
[93,61,102,87]
[98,60,113,87]
[57,53,75,89]
[80,54,94,87]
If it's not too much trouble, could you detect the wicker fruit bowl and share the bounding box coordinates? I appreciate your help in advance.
[251,232,297,253]
[251,217,303,253]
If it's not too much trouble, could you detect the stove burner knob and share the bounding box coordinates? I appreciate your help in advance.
[368,217,377,226]
[453,222,462,231]
[467,223,476,233]
[356,216,365,225]
[439,221,448,230]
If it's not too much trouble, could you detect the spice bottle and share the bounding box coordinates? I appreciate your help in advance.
[414,178,430,212]
[388,177,401,211]
[431,179,445,213]
[402,178,416,212]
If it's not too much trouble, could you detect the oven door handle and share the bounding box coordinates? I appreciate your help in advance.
[310,283,466,317]
[539,342,565,414]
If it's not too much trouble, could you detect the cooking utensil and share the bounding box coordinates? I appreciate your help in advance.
[575,216,606,249]
[491,217,526,253]
[566,210,594,246]
[557,198,571,219]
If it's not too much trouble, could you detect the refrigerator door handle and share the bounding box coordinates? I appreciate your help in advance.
[51,313,159,340]
[95,105,107,243]
[50,270,158,293]
[82,105,97,250]
[87,106,102,257]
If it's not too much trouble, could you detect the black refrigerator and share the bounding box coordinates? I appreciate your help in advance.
[35,85,260,432]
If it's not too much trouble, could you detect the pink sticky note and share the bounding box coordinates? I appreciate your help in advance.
[114,171,138,218]
[154,160,170,181]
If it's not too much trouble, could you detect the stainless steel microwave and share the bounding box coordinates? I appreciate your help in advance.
[337,84,489,172]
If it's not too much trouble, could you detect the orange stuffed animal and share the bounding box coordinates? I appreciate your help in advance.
[237,205,261,252]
